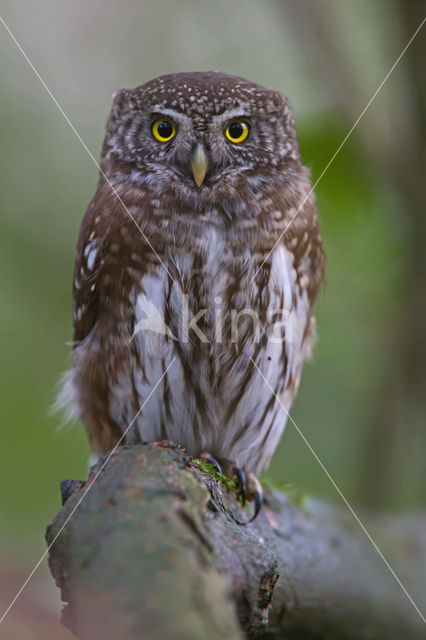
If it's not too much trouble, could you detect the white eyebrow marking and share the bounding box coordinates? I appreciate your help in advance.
[211,106,252,126]
[150,106,192,125]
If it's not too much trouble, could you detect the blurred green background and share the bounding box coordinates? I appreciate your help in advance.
[0,0,425,636]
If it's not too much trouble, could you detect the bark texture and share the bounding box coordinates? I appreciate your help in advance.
[46,443,426,639]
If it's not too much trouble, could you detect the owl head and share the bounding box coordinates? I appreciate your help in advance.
[102,72,303,212]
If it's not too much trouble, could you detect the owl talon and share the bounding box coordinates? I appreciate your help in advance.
[198,451,222,475]
[235,471,263,524]
[247,472,263,521]
[233,466,247,505]
[248,488,263,523]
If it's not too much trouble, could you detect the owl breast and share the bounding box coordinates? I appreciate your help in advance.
[60,72,325,485]
[104,228,311,475]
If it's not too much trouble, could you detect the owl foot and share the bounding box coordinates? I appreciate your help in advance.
[198,451,223,475]
[233,467,263,524]
[196,453,262,524]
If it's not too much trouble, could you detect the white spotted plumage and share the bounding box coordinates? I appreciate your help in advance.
[58,72,325,484]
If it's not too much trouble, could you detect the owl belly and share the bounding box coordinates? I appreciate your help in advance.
[108,243,311,475]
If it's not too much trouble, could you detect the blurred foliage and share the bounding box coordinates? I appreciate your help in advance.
[0,0,424,565]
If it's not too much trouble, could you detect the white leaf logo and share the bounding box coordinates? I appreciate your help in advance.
[132,294,176,340]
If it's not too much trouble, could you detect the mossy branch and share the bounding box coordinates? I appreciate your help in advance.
[46,443,426,639]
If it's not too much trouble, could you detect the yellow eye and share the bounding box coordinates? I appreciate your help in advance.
[152,119,176,142]
[225,120,249,143]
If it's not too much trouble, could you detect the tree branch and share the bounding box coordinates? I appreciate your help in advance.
[46,443,426,639]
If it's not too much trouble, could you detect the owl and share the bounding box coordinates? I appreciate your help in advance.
[60,71,325,521]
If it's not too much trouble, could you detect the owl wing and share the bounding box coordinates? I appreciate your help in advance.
[69,186,144,453]
[277,186,326,390]
[72,196,104,345]
[72,182,155,347]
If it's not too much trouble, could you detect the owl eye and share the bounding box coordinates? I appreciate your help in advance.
[151,119,176,142]
[225,120,250,143]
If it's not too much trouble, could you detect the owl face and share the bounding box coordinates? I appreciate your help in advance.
[104,72,301,204]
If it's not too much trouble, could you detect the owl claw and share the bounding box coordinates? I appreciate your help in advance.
[198,451,222,475]
[197,457,263,523]
[233,466,247,504]
[248,487,263,523]
[233,468,263,524]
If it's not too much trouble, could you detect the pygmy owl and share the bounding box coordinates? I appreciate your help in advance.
[60,71,325,520]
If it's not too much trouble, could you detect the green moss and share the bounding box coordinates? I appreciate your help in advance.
[259,475,292,493]
[193,462,309,510]
[260,475,310,510]
[192,459,239,494]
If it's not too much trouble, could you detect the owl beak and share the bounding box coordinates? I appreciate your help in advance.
[190,143,209,187]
